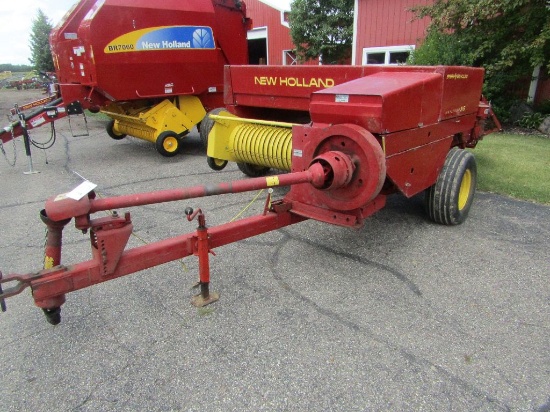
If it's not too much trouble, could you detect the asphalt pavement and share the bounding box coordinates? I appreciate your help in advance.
[0,107,549,411]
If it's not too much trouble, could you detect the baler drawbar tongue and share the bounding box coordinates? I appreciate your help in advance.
[0,151,359,323]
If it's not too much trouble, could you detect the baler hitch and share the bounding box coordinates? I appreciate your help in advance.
[0,151,357,323]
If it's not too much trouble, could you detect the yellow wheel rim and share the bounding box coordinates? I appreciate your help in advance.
[213,158,225,167]
[458,169,472,210]
[163,136,178,153]
[113,124,123,136]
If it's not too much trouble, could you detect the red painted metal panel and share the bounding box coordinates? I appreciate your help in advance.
[224,65,370,112]
[385,136,452,198]
[224,65,440,111]
[382,114,477,157]
[310,71,443,133]
[382,112,481,197]
[50,0,249,104]
[225,65,484,129]
[438,67,485,121]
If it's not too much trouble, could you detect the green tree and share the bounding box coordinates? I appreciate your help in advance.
[29,9,55,72]
[410,0,550,115]
[0,64,33,72]
[289,0,354,64]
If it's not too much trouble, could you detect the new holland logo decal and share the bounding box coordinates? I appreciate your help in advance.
[104,26,215,53]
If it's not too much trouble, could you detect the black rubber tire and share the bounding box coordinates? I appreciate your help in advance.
[155,131,181,157]
[42,307,61,325]
[425,147,477,225]
[207,156,228,171]
[199,107,226,149]
[106,119,126,140]
[237,162,271,177]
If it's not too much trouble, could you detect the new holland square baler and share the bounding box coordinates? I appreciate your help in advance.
[0,0,250,157]
[0,65,500,324]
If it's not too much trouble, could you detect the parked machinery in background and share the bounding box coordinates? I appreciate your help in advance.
[1,0,250,157]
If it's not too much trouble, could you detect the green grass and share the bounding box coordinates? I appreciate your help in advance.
[472,132,550,204]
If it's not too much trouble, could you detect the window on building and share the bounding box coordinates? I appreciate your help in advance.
[365,52,385,64]
[283,50,297,65]
[281,11,290,28]
[362,45,415,65]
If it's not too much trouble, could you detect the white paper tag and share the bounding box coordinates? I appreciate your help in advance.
[67,180,97,201]
[30,117,46,127]
[335,94,349,103]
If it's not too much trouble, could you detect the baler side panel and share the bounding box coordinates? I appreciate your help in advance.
[51,0,247,103]
[50,0,96,85]
[84,1,219,101]
[437,66,485,120]
[212,0,250,67]
[309,72,443,133]
[383,112,483,197]
[223,65,481,115]
[384,135,453,198]
[225,65,372,115]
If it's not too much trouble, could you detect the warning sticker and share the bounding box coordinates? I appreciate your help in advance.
[266,176,280,187]
[335,94,349,103]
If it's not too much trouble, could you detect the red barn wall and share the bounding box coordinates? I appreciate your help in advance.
[353,0,431,65]
[244,0,548,105]
[535,68,550,106]
[245,0,294,65]
[353,0,549,104]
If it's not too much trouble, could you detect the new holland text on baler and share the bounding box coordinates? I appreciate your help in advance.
[0,0,250,158]
[0,64,500,324]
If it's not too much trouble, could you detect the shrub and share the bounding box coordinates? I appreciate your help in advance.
[516,112,545,129]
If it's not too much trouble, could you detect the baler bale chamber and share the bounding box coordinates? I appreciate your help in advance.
[49,0,250,156]
[204,65,501,225]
